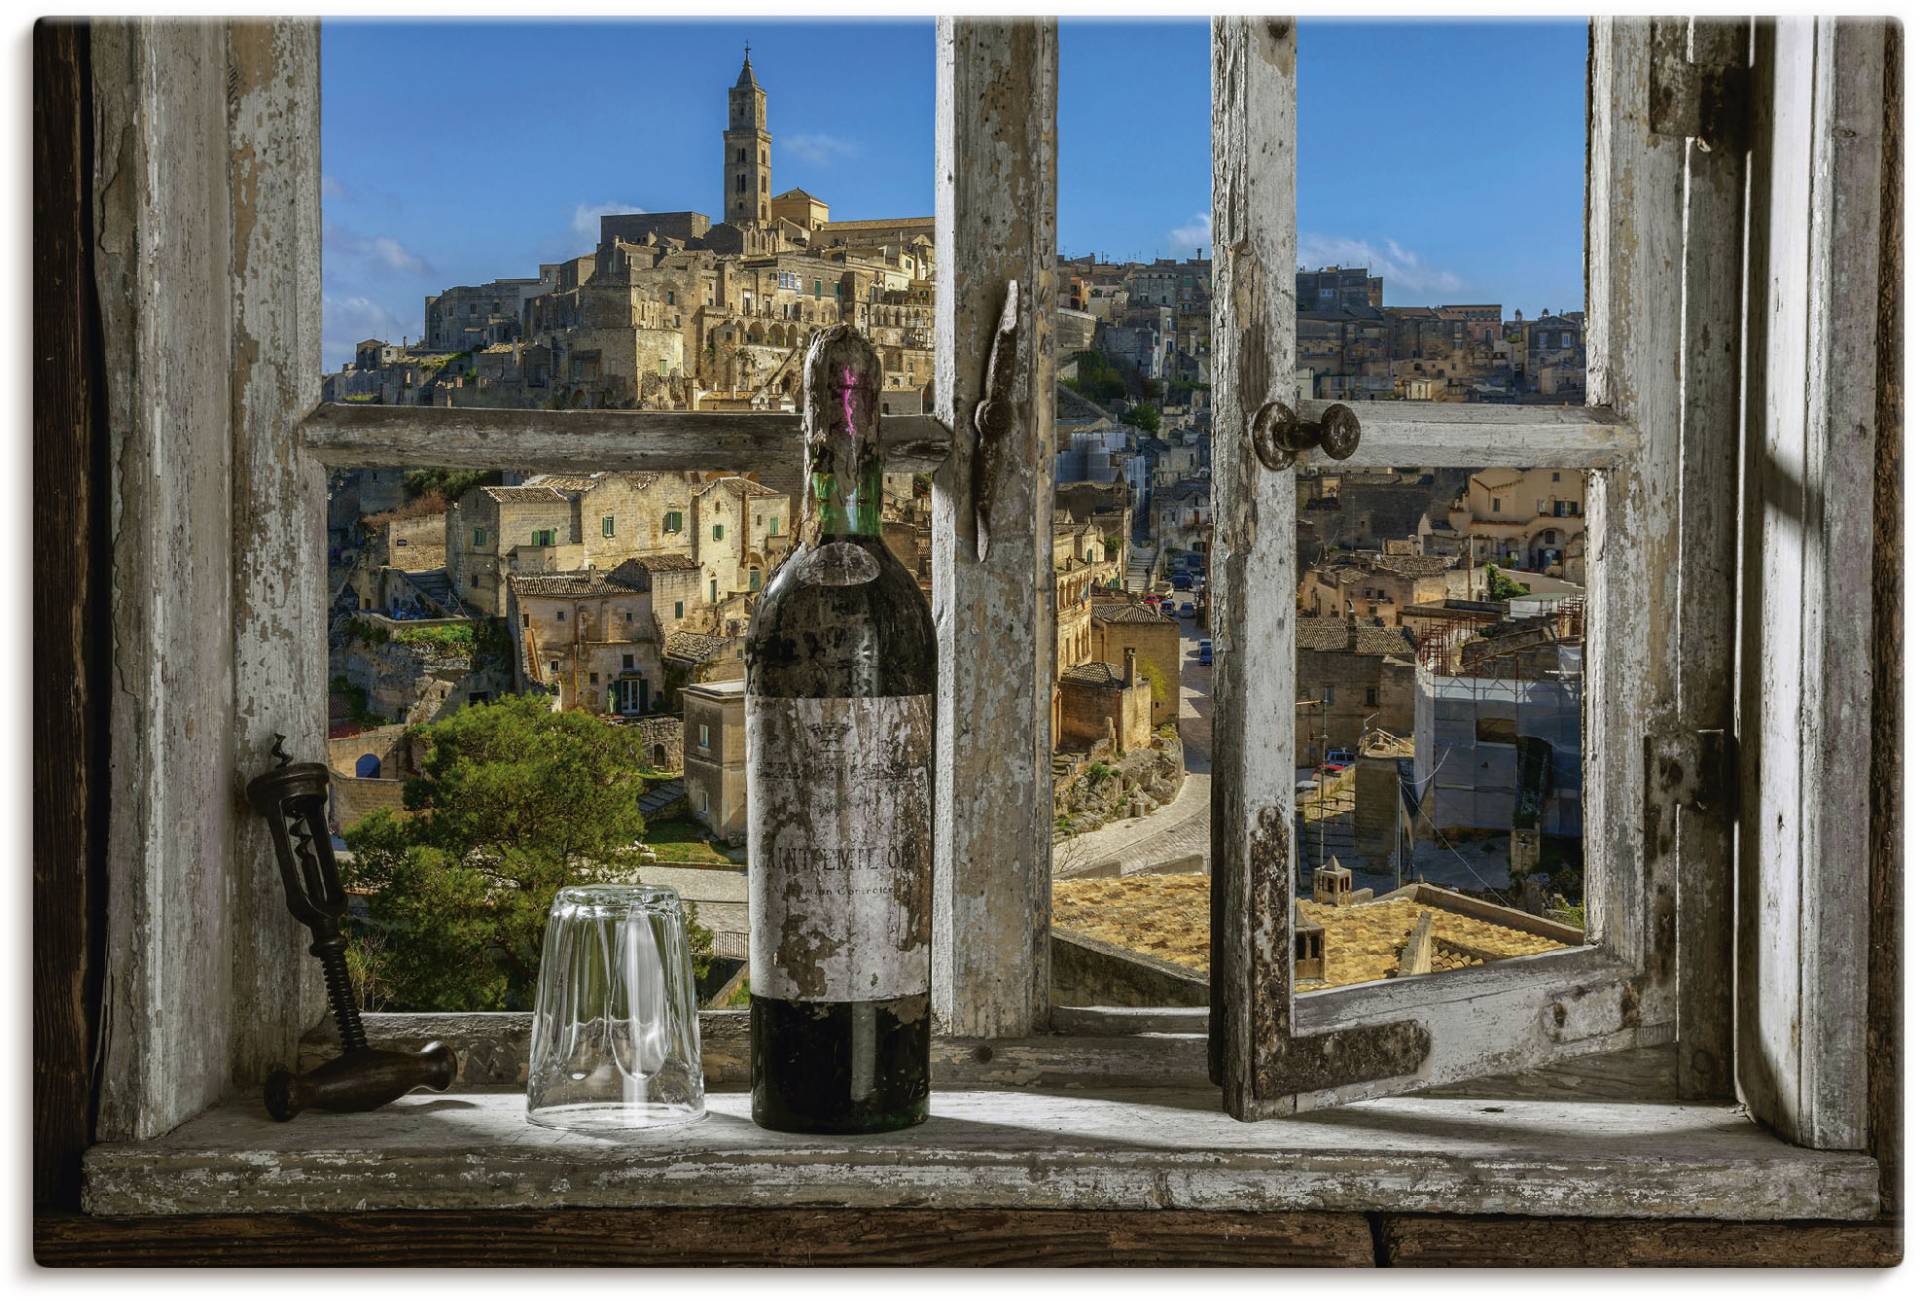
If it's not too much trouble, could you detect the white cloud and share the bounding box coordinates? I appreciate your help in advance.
[784,132,859,165]
[1167,210,1212,254]
[321,174,348,201]
[324,220,431,277]
[572,201,647,242]
[1297,233,1466,296]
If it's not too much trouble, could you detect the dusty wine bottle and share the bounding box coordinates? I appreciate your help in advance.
[744,325,937,1134]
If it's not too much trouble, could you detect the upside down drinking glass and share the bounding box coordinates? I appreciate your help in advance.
[526,885,706,1131]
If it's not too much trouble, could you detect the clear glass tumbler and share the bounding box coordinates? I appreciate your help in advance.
[527,884,706,1131]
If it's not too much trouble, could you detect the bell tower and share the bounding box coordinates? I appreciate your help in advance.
[723,45,771,228]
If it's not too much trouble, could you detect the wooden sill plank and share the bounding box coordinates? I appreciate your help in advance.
[35,1207,1900,1268]
[298,402,953,472]
[36,1207,1377,1267]
[1380,1213,1903,1268]
[81,1088,1878,1222]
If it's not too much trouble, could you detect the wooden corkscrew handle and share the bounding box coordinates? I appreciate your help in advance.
[265,1043,458,1122]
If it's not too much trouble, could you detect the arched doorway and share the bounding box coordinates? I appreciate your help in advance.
[354,753,381,778]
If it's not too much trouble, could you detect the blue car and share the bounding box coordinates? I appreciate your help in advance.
[1197,640,1213,666]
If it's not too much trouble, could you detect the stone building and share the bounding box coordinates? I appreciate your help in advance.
[1054,652,1154,754]
[1091,599,1181,726]
[423,276,548,352]
[445,471,790,617]
[1152,479,1212,555]
[1053,514,1120,671]
[506,561,667,717]
[691,475,789,604]
[683,678,748,842]
[1295,618,1418,768]
[1296,265,1383,312]
[1440,467,1588,579]
[347,501,448,614]
[1297,552,1486,628]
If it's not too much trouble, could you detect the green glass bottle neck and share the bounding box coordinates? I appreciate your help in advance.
[808,448,885,539]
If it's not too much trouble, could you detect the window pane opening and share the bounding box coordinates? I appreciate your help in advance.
[325,461,794,1013]
[1294,463,1590,989]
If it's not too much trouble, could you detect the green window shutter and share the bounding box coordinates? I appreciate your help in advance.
[674,600,684,618]
[749,569,761,591]
[602,515,615,537]
[713,523,724,541]
[472,528,485,546]
[769,516,779,534]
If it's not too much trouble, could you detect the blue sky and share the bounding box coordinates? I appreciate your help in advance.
[320,18,1586,371]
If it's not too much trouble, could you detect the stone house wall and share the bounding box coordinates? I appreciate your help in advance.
[1092,610,1182,726]
[1056,668,1154,754]
[628,714,684,773]
[682,682,747,841]
[1296,648,1417,767]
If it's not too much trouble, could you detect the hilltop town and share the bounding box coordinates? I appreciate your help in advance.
[322,49,1592,992]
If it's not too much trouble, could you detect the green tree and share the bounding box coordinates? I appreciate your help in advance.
[1119,402,1161,435]
[1064,350,1128,401]
[341,695,710,1010]
[1486,563,1532,601]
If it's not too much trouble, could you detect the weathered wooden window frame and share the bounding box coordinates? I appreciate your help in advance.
[83,13,1887,1225]
[1207,13,1882,1157]
[95,17,1067,1149]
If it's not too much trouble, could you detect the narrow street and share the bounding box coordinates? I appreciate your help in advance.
[1053,607,1212,879]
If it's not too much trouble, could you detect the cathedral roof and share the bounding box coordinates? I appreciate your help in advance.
[735,50,760,90]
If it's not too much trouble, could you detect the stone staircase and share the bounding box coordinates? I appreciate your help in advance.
[637,778,686,818]
[406,568,462,616]
[1125,543,1156,593]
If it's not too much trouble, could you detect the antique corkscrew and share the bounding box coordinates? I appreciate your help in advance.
[246,736,456,1120]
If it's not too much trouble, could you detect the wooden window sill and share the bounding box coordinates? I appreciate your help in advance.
[81,1085,1879,1222]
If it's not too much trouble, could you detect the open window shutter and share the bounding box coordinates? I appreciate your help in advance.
[1210,15,1428,1121]
[1209,16,1718,1121]
[1733,16,1891,1150]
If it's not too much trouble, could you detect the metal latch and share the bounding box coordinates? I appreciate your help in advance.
[971,280,1021,562]
[1650,27,1749,153]
[1247,399,1362,471]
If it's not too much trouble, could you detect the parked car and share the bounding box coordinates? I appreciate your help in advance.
[1326,748,1356,765]
[1178,601,1196,617]
[1172,574,1193,591]
[1197,640,1213,665]
[1296,778,1322,795]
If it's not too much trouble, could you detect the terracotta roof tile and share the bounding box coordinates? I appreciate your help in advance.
[1060,661,1131,687]
[1092,602,1175,626]
[1297,618,1415,656]
[665,631,735,663]
[627,552,700,572]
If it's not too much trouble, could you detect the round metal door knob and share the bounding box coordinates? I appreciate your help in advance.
[1248,399,1299,470]
[1247,399,1363,468]
[1318,403,1362,460]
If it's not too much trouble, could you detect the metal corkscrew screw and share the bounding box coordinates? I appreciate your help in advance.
[246,736,456,1120]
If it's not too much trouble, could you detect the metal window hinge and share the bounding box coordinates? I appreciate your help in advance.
[1650,31,1750,153]
[971,279,1021,562]
[1645,727,1737,818]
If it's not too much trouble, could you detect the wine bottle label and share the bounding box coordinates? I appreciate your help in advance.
[746,693,933,1003]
